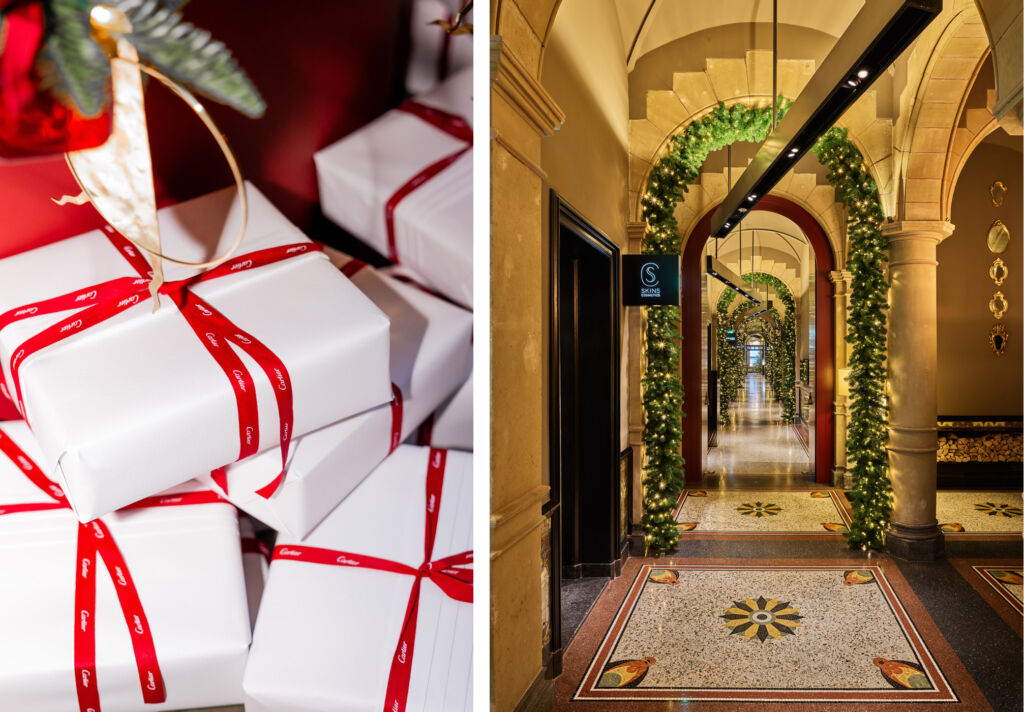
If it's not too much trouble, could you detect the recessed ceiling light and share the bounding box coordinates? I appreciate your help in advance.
[857,69,869,78]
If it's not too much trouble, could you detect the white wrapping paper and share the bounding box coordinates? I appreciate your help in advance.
[0,421,252,712]
[406,0,473,95]
[243,445,472,712]
[0,184,391,522]
[200,249,472,538]
[422,369,472,451]
[314,68,472,308]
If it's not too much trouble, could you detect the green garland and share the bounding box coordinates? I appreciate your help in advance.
[813,128,890,551]
[640,100,788,555]
[715,298,744,425]
[717,273,796,422]
[641,103,889,554]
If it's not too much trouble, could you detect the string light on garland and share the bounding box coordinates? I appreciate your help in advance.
[640,103,889,554]
[813,127,889,551]
[717,273,796,423]
[640,99,789,555]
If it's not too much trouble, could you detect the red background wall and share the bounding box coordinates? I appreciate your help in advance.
[0,0,413,419]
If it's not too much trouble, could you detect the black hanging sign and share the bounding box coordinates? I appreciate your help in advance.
[621,254,680,306]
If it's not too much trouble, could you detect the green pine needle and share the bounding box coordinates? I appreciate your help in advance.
[116,0,265,118]
[39,0,111,117]
[641,103,890,554]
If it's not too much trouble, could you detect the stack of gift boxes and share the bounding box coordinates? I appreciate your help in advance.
[0,41,473,712]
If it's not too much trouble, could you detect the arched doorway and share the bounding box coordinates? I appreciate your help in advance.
[682,195,836,484]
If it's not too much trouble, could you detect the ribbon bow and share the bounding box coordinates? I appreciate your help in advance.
[0,427,227,711]
[0,230,316,499]
[271,447,472,712]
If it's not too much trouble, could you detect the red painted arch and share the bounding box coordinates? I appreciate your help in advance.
[682,195,835,484]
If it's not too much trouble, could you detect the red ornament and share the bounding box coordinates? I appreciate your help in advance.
[0,1,111,157]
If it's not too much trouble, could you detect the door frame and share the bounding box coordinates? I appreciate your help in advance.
[682,195,836,484]
[544,190,622,677]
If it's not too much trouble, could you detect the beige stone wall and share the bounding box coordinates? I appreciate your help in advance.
[541,0,629,246]
[541,0,631,445]
[938,134,1024,415]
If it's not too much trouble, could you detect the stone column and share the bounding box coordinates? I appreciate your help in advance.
[829,270,853,489]
[881,220,954,560]
[490,34,565,712]
[626,221,646,555]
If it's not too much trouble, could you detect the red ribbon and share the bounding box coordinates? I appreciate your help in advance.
[242,535,272,563]
[0,429,230,712]
[415,413,435,447]
[340,257,369,279]
[271,447,472,712]
[75,518,166,711]
[385,101,472,264]
[0,231,316,499]
[390,383,404,455]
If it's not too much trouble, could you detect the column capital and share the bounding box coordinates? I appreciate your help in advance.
[626,221,647,252]
[491,35,565,138]
[828,270,853,292]
[880,220,955,244]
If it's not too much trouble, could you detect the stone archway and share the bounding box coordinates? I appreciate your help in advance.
[682,195,836,485]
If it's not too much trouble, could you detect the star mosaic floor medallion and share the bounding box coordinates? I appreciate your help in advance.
[974,502,1023,517]
[736,502,782,517]
[573,563,959,703]
[936,491,1024,537]
[673,489,851,535]
[720,596,802,641]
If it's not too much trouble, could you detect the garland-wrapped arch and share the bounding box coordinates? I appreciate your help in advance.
[640,100,889,554]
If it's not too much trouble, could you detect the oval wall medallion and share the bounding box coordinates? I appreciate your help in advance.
[990,258,1008,287]
[990,180,1007,207]
[989,291,1008,320]
[989,323,1009,356]
[987,219,1011,254]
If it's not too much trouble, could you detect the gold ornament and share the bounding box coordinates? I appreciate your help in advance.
[989,323,1009,356]
[989,291,1008,320]
[990,258,1008,287]
[55,5,248,306]
[987,219,1011,254]
[989,180,1007,208]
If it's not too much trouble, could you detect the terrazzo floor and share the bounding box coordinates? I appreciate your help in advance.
[552,378,1022,711]
[573,562,959,704]
[705,374,810,478]
[935,490,1024,536]
[673,488,851,535]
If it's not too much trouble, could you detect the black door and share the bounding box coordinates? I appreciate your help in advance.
[545,192,621,676]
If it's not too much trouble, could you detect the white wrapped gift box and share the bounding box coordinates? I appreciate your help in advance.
[406,0,473,95]
[0,183,391,522]
[314,68,472,309]
[199,248,472,538]
[0,421,252,712]
[418,369,472,451]
[243,445,472,712]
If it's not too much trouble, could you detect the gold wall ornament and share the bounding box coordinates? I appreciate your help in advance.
[989,323,1009,355]
[989,291,1008,320]
[989,180,1007,207]
[987,219,1011,254]
[990,258,1008,286]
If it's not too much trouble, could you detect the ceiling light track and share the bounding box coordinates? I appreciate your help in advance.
[710,0,942,238]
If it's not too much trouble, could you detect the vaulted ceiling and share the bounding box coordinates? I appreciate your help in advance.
[614,0,865,71]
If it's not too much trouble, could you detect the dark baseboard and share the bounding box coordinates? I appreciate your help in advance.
[514,667,555,712]
[544,644,563,679]
[565,540,630,579]
[561,563,582,580]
